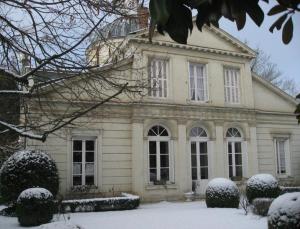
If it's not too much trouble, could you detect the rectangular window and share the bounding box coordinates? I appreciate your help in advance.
[275,138,289,175]
[224,68,240,104]
[149,58,168,98]
[72,139,96,186]
[189,63,208,101]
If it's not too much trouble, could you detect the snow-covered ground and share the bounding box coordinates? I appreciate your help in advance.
[0,201,267,229]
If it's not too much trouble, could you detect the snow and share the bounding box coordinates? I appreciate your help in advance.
[38,222,83,229]
[0,201,267,229]
[268,192,300,222]
[206,178,238,193]
[18,188,53,201]
[247,174,278,189]
[63,193,138,204]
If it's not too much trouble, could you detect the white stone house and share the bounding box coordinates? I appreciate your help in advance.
[27,16,300,201]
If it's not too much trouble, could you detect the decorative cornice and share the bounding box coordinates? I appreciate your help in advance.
[129,38,254,59]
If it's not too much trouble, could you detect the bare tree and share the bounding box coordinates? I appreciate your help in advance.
[251,47,298,96]
[0,0,149,146]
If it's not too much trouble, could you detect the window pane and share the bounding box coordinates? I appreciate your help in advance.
[73,151,82,162]
[149,141,156,154]
[149,155,156,168]
[228,142,232,154]
[160,168,169,181]
[236,166,243,177]
[192,168,197,180]
[150,169,157,182]
[228,153,232,165]
[160,155,169,167]
[85,163,94,175]
[191,154,197,167]
[73,163,82,175]
[86,151,94,162]
[235,154,242,165]
[191,142,196,154]
[200,167,208,179]
[86,140,94,151]
[160,141,169,155]
[85,176,94,185]
[73,176,82,186]
[229,166,233,178]
[200,155,208,167]
[73,140,82,151]
[200,142,207,155]
[235,142,242,153]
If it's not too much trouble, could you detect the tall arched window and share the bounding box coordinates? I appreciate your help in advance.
[148,125,170,183]
[190,127,209,180]
[226,128,243,178]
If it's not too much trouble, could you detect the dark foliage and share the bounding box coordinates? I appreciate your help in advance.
[280,186,300,195]
[16,188,55,227]
[252,198,274,216]
[149,0,299,44]
[0,150,59,203]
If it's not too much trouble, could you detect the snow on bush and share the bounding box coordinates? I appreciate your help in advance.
[246,174,280,203]
[38,222,84,229]
[62,193,140,213]
[205,178,240,208]
[17,188,55,226]
[268,192,300,229]
[0,149,59,202]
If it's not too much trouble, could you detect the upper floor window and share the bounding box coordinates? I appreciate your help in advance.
[224,67,240,104]
[189,63,208,102]
[149,58,168,98]
[274,138,290,176]
[72,138,96,186]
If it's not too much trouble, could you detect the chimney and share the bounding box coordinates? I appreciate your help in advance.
[137,6,149,29]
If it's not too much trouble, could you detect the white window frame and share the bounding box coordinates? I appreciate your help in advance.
[224,67,240,104]
[190,132,209,181]
[226,128,245,178]
[72,137,97,187]
[274,138,291,177]
[188,63,209,102]
[148,58,168,98]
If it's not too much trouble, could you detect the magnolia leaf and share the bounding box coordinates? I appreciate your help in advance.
[282,17,293,44]
[269,13,288,33]
[268,4,287,16]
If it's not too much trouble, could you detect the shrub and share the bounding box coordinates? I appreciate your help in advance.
[280,186,300,195]
[268,192,300,229]
[62,193,140,213]
[205,178,240,208]
[252,198,274,216]
[246,174,280,203]
[16,188,55,226]
[0,150,59,202]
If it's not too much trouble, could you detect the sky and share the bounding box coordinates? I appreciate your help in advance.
[219,1,300,86]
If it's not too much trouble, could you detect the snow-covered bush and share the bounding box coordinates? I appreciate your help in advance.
[246,174,280,203]
[252,198,274,216]
[62,193,140,213]
[0,149,59,202]
[16,188,55,226]
[205,178,240,208]
[268,192,300,229]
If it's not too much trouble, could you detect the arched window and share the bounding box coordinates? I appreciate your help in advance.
[148,125,170,184]
[190,127,209,181]
[226,128,243,179]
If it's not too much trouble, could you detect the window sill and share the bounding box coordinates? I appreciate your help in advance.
[186,99,210,105]
[145,184,178,190]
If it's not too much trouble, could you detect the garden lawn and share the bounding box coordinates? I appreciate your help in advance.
[0,201,267,229]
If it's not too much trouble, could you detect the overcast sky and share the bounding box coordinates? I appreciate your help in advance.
[219,1,300,87]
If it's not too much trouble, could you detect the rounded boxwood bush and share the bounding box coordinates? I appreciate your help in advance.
[246,174,280,203]
[268,192,300,229]
[0,150,59,202]
[205,178,240,208]
[16,188,55,226]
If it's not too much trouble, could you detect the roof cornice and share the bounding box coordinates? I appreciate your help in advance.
[129,37,255,59]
